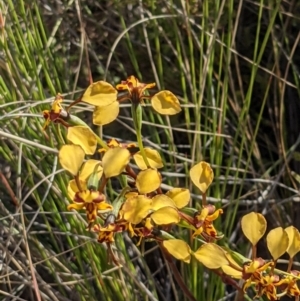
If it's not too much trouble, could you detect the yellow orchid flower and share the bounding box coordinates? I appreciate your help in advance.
[116,75,181,115]
[93,214,128,244]
[116,75,155,105]
[43,93,69,130]
[68,190,112,225]
[193,204,223,240]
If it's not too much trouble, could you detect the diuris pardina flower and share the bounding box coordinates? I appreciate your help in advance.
[93,214,128,244]
[116,75,156,105]
[116,75,181,115]
[253,274,283,301]
[60,153,113,226]
[68,190,112,226]
[43,93,69,130]
[193,204,223,240]
[280,270,300,297]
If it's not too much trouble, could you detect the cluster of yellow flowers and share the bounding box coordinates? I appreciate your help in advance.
[43,76,300,300]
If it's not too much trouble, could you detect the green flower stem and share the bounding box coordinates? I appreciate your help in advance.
[112,186,131,217]
[118,174,128,189]
[68,114,108,149]
[159,230,177,240]
[87,163,102,190]
[131,104,150,168]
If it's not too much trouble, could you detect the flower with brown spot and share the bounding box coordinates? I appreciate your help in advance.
[68,190,112,227]
[43,93,69,130]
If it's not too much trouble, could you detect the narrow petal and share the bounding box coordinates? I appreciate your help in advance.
[206,208,223,221]
[67,126,97,155]
[97,202,113,212]
[68,203,85,211]
[93,101,120,126]
[151,90,181,115]
[82,81,117,106]
[59,144,85,175]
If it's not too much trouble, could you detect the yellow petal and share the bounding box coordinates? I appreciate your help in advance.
[166,188,190,209]
[151,207,180,224]
[163,239,191,263]
[93,101,120,126]
[125,191,139,199]
[67,126,97,155]
[152,194,176,210]
[122,195,152,224]
[285,226,300,258]
[136,169,162,194]
[102,148,130,178]
[67,179,87,200]
[97,202,113,212]
[79,159,103,181]
[221,265,243,279]
[193,243,229,269]
[151,90,181,115]
[241,212,267,246]
[82,81,117,106]
[68,203,85,211]
[59,144,85,175]
[190,161,214,193]
[267,227,289,260]
[133,148,164,170]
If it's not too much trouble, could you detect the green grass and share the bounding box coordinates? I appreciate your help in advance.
[1,0,300,300]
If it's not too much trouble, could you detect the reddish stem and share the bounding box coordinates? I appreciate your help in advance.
[75,175,83,192]
[159,243,197,301]
[202,192,207,205]
[125,165,137,179]
[66,97,82,112]
[0,172,18,206]
[98,176,108,193]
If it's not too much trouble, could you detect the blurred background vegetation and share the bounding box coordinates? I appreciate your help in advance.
[0,0,300,300]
